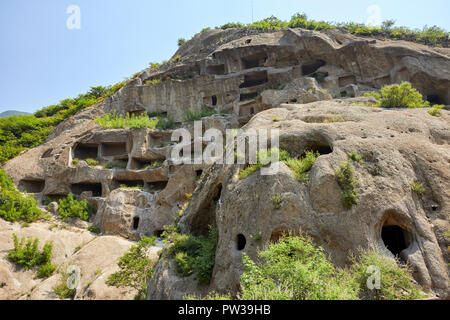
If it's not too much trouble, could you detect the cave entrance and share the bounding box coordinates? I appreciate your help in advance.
[382,225,408,256]
[239,71,268,88]
[74,143,99,160]
[212,95,218,106]
[196,170,203,178]
[240,92,259,101]
[71,183,102,197]
[132,217,140,230]
[242,52,268,69]
[101,142,127,157]
[302,60,326,76]
[18,179,45,193]
[426,95,443,105]
[236,234,246,251]
[206,64,225,75]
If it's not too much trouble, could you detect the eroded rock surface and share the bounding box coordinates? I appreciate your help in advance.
[1,27,449,300]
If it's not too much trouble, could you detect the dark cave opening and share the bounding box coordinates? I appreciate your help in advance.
[236,234,246,251]
[239,71,269,88]
[212,95,218,106]
[18,179,45,193]
[74,143,99,160]
[426,94,443,105]
[382,225,408,256]
[71,183,102,197]
[242,52,268,69]
[132,217,140,230]
[302,60,326,76]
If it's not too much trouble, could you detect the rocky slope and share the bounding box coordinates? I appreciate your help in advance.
[1,27,449,299]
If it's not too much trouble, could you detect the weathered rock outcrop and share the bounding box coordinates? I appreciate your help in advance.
[179,97,450,298]
[1,27,449,300]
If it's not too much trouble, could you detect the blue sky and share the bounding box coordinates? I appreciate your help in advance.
[1,0,449,113]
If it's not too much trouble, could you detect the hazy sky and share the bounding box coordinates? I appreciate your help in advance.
[1,0,449,113]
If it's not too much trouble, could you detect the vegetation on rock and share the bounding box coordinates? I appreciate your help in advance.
[0,170,43,222]
[335,161,359,209]
[0,84,128,166]
[7,234,56,278]
[240,233,424,300]
[106,236,157,300]
[214,13,449,47]
[58,194,94,221]
[163,225,218,285]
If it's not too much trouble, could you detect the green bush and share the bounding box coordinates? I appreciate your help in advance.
[183,107,217,122]
[271,194,282,210]
[427,105,444,117]
[178,38,186,46]
[106,237,157,300]
[58,194,93,221]
[410,180,425,195]
[350,248,424,300]
[85,158,99,167]
[0,170,43,222]
[348,151,363,165]
[213,13,449,47]
[7,234,55,278]
[53,269,76,300]
[166,226,218,285]
[94,111,159,129]
[378,82,430,108]
[87,225,101,234]
[239,149,318,182]
[156,115,177,130]
[240,234,359,300]
[335,161,359,209]
[240,234,424,300]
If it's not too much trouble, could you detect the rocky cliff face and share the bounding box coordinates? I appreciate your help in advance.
[2,27,449,299]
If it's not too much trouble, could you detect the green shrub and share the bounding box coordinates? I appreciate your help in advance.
[213,13,449,47]
[272,194,282,210]
[58,194,93,221]
[239,148,290,180]
[409,180,425,195]
[183,107,217,122]
[71,158,80,166]
[427,105,444,117]
[85,158,99,167]
[87,225,101,234]
[166,226,218,285]
[377,82,430,108]
[156,115,177,130]
[178,38,186,46]
[348,151,363,165]
[106,237,157,300]
[240,234,359,300]
[0,170,43,222]
[37,262,57,278]
[175,252,193,277]
[350,248,424,300]
[283,151,319,182]
[53,269,76,300]
[7,234,55,278]
[335,161,359,209]
[104,160,127,169]
[94,111,159,129]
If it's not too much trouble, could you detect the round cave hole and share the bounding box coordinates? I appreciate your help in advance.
[236,234,246,251]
